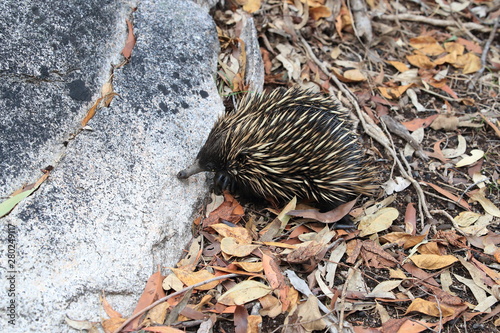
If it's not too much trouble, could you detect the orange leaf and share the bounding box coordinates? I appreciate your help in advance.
[378,84,413,99]
[406,53,435,69]
[406,298,455,317]
[125,269,165,331]
[387,60,410,72]
[421,181,470,210]
[122,19,136,59]
[402,114,439,131]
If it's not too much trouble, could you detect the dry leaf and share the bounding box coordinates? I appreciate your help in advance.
[409,254,458,269]
[430,114,459,131]
[170,268,218,291]
[468,189,500,217]
[122,19,136,59]
[296,295,327,331]
[211,224,253,244]
[442,135,467,158]
[233,261,263,273]
[378,84,413,99]
[456,149,484,167]
[221,237,260,257]
[242,0,261,13]
[405,298,455,317]
[218,280,272,305]
[387,60,410,72]
[358,207,399,237]
[406,53,435,69]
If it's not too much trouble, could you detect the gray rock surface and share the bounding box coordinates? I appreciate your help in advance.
[0,0,222,331]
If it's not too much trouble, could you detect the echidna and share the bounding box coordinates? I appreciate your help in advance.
[178,88,375,210]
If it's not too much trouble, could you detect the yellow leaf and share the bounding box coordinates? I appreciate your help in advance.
[462,52,481,74]
[406,53,435,69]
[243,0,261,13]
[444,42,465,55]
[410,254,458,269]
[170,268,218,290]
[310,6,332,20]
[233,261,264,273]
[378,84,413,99]
[409,36,445,56]
[218,280,272,305]
[387,60,410,72]
[406,298,455,317]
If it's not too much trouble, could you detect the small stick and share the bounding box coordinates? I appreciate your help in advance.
[380,13,491,33]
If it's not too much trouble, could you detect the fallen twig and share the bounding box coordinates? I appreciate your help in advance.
[379,14,491,33]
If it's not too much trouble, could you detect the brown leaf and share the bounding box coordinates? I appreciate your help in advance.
[287,199,356,223]
[262,249,290,311]
[202,192,244,228]
[405,203,417,235]
[234,305,248,333]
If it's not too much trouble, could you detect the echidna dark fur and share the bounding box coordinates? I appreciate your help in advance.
[178,88,376,210]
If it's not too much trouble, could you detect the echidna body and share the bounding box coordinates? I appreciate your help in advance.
[178,88,375,209]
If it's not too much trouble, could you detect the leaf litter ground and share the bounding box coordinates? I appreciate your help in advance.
[89,1,500,332]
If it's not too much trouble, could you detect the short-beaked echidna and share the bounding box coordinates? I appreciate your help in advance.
[178,88,376,209]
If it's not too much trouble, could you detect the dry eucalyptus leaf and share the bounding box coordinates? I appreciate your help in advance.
[221,237,260,257]
[405,298,455,317]
[297,295,327,331]
[358,207,399,237]
[468,189,500,217]
[442,135,467,158]
[218,280,272,305]
[409,254,458,269]
[170,268,218,291]
[430,114,459,131]
[456,149,484,167]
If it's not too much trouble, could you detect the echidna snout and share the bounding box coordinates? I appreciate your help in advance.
[178,88,376,209]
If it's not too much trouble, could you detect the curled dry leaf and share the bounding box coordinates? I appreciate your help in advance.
[442,135,467,158]
[468,189,500,217]
[296,295,327,331]
[409,254,458,269]
[218,280,272,306]
[233,261,263,273]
